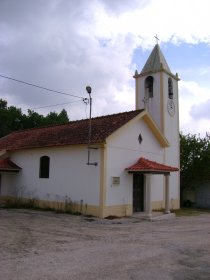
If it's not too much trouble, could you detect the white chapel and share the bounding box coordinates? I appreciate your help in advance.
[0,43,180,218]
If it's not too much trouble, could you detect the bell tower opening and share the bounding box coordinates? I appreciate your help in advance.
[168,77,173,99]
[145,76,154,99]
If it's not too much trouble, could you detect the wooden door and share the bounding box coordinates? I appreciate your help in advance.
[133,173,144,212]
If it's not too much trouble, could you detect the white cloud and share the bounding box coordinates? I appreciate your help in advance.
[0,0,210,135]
[179,81,210,135]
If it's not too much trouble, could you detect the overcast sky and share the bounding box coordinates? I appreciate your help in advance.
[0,0,210,136]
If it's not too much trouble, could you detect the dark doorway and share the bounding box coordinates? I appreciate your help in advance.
[133,173,144,212]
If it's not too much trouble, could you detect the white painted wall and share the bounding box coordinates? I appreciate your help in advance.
[105,117,165,206]
[162,74,180,207]
[3,145,101,206]
[150,174,164,201]
[0,172,18,195]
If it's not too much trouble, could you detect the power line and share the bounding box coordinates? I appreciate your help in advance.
[23,100,81,112]
[0,74,83,99]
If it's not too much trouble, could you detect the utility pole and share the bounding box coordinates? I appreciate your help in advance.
[86,86,97,166]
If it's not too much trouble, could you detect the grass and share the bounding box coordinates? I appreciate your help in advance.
[173,208,210,217]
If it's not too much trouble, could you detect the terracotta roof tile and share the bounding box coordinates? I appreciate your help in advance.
[0,157,22,171]
[125,157,178,173]
[0,110,143,151]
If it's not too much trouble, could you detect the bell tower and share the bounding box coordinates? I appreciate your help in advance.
[134,43,180,205]
[134,43,179,138]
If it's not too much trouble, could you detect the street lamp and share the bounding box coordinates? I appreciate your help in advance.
[86,86,97,166]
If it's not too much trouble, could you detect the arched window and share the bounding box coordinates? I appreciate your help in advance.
[145,76,154,99]
[39,156,50,178]
[168,77,173,99]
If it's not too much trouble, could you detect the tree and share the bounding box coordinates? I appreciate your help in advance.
[45,109,69,125]
[0,99,7,109]
[58,109,69,123]
[0,99,10,137]
[7,106,24,131]
[0,99,69,138]
[180,132,210,204]
[0,100,23,136]
[26,110,45,128]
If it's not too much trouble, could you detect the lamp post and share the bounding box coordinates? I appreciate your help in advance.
[86,86,97,166]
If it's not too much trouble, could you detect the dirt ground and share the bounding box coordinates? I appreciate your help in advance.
[0,209,210,280]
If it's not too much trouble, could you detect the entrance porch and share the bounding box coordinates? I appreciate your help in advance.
[126,157,179,218]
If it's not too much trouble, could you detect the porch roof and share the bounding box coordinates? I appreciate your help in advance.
[125,157,179,174]
[0,158,22,172]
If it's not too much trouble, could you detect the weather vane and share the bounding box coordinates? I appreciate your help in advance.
[154,34,159,44]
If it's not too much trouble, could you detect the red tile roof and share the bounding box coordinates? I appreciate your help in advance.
[0,110,143,151]
[0,157,22,172]
[125,157,179,173]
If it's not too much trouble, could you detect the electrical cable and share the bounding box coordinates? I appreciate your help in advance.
[24,100,81,111]
[0,74,83,99]
[84,100,89,119]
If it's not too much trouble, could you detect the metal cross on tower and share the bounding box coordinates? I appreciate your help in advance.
[154,34,159,44]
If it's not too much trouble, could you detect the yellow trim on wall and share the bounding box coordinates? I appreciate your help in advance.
[37,200,101,216]
[1,195,180,217]
[141,113,170,147]
[106,110,169,148]
[103,204,133,217]
[151,200,164,210]
[151,198,179,211]
[0,195,101,217]
[135,76,139,110]
[99,144,107,218]
[160,71,164,133]
[135,69,179,81]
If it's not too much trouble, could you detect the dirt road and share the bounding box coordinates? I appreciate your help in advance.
[0,209,210,280]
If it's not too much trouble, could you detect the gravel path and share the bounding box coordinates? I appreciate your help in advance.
[0,209,210,280]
